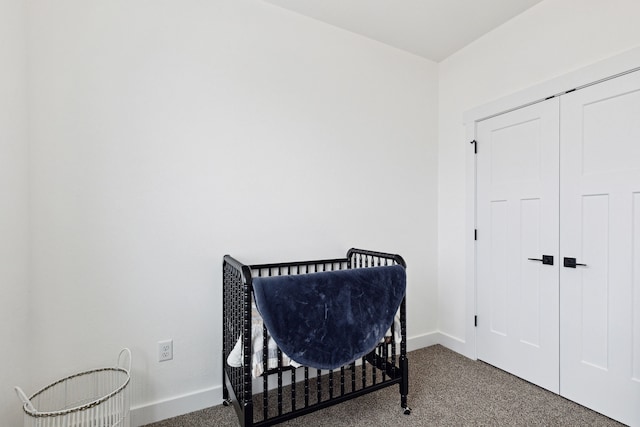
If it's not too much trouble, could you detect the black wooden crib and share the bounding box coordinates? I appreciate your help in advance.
[222,248,410,426]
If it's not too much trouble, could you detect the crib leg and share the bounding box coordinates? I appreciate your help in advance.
[222,382,232,407]
[222,364,232,407]
[400,355,410,414]
[221,371,234,408]
[222,370,229,405]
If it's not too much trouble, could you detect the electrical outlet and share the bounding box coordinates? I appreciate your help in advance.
[158,339,173,362]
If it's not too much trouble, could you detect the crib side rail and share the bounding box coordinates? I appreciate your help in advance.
[347,247,409,409]
[222,255,254,425]
[249,257,349,278]
[247,248,406,278]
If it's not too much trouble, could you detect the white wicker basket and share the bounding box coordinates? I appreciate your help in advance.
[15,348,131,427]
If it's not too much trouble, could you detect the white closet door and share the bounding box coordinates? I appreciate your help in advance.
[476,98,560,393]
[560,70,640,426]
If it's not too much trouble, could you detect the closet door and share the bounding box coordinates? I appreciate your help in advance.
[560,70,640,426]
[476,98,560,393]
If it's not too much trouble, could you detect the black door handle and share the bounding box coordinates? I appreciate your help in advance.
[563,257,587,268]
[527,255,554,265]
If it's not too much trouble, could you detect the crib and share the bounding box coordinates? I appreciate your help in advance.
[222,248,409,427]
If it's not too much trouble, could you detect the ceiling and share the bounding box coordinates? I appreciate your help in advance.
[262,0,544,62]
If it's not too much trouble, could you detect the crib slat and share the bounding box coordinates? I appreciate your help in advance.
[329,370,334,399]
[263,325,269,420]
[391,321,397,375]
[351,362,356,393]
[316,369,322,403]
[277,349,283,416]
[382,343,388,381]
[304,367,310,408]
[291,369,296,411]
[372,352,377,385]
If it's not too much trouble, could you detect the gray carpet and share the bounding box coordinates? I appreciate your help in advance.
[145,345,623,426]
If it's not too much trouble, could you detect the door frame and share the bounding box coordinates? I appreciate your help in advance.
[463,47,640,360]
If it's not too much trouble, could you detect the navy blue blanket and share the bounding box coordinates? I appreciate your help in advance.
[252,265,406,370]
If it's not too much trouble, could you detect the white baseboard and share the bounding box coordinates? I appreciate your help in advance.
[436,331,473,359]
[406,331,440,352]
[130,386,222,427]
[131,331,464,426]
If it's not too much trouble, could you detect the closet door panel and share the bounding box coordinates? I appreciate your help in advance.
[560,70,640,426]
[476,98,560,393]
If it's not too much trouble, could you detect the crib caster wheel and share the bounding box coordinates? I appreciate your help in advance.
[223,398,232,407]
[403,407,411,415]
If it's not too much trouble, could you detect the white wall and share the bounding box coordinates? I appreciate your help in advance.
[23,0,438,424]
[0,0,30,425]
[437,0,640,354]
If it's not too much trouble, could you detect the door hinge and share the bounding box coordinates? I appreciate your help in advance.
[474,229,477,240]
[470,139,477,154]
[474,315,478,327]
